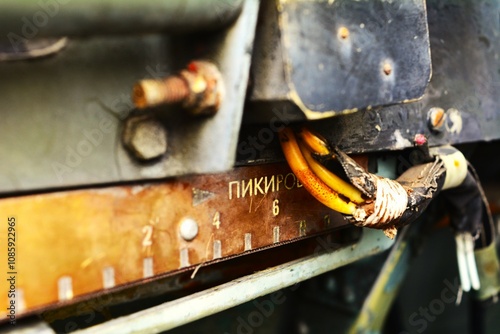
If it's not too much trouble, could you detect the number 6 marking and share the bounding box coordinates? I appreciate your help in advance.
[272,199,280,216]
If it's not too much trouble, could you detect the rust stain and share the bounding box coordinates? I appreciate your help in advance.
[0,163,348,318]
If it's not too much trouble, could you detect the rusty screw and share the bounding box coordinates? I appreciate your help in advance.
[337,26,350,40]
[382,62,392,76]
[132,60,225,116]
[427,107,447,132]
[122,115,167,161]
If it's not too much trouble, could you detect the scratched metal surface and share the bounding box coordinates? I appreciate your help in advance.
[0,163,348,320]
[240,0,500,161]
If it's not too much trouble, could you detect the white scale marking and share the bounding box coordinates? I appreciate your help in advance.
[244,233,252,251]
[9,288,26,313]
[299,223,307,237]
[58,276,73,301]
[273,226,280,243]
[180,248,190,268]
[102,267,115,289]
[213,240,222,259]
[143,257,154,278]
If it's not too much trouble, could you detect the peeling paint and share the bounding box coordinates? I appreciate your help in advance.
[446,108,463,134]
[391,129,412,149]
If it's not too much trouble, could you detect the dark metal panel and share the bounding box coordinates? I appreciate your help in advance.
[247,0,431,121]
[279,0,431,118]
[240,0,500,162]
[314,0,500,153]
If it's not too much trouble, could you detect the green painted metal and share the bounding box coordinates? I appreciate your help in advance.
[73,229,395,334]
[474,242,500,301]
[0,0,243,39]
[349,226,413,334]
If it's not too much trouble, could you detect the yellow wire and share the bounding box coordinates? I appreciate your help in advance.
[279,128,357,215]
[299,140,365,205]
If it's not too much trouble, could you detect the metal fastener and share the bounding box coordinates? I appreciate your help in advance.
[428,107,447,132]
[132,60,225,116]
[382,62,392,76]
[338,26,350,40]
[179,218,199,241]
[122,115,167,161]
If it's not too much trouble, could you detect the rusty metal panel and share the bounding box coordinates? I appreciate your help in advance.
[0,163,348,319]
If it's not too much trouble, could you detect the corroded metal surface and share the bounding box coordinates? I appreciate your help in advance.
[0,163,348,320]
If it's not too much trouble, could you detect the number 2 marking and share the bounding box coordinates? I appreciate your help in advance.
[142,225,153,247]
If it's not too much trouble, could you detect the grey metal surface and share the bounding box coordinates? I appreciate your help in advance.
[0,0,259,194]
[0,0,243,39]
[247,0,431,120]
[73,228,394,334]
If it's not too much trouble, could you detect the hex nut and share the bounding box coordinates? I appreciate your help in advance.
[123,115,167,161]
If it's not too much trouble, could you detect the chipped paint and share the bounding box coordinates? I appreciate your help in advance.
[446,108,463,134]
[391,129,412,149]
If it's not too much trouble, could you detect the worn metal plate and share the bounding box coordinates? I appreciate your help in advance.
[242,0,500,160]
[0,163,348,320]
[312,0,500,153]
[277,0,431,118]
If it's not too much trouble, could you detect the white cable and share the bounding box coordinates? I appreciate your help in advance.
[455,233,471,292]
[464,233,481,290]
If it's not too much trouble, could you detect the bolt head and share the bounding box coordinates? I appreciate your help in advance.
[337,26,350,40]
[179,218,199,241]
[123,116,167,161]
[428,107,446,132]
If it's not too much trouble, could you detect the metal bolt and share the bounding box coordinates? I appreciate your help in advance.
[428,107,446,132]
[337,26,350,40]
[179,218,199,241]
[132,60,225,116]
[133,76,190,108]
[382,62,392,76]
[122,115,167,161]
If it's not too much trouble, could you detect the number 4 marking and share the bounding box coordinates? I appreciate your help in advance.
[213,211,221,229]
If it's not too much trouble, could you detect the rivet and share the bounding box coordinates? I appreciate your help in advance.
[179,218,199,241]
[382,62,392,76]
